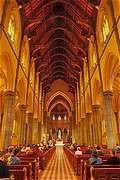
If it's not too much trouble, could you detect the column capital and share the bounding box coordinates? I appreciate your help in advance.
[4,90,15,96]
[19,104,27,110]
[28,112,33,118]
[80,117,85,121]
[34,118,38,121]
[103,90,113,96]
[92,104,101,111]
[86,112,92,117]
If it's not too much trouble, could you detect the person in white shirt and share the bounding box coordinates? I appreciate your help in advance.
[75,147,82,155]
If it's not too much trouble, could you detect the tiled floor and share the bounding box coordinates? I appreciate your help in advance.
[39,147,79,180]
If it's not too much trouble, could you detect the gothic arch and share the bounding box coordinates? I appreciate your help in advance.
[1,52,14,90]
[103,53,120,91]
[86,92,91,113]
[92,78,102,105]
[17,78,26,104]
[49,101,70,115]
[46,91,73,111]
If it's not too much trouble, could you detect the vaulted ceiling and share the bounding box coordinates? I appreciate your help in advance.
[17,0,101,94]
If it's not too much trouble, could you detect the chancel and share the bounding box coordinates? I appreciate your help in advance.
[0,0,120,179]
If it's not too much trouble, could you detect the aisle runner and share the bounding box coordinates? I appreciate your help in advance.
[39,147,79,180]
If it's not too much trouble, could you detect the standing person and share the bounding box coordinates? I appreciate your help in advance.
[0,152,10,178]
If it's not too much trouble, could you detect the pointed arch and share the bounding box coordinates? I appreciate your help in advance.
[46,91,73,111]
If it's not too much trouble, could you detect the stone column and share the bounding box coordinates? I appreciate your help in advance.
[71,112,75,142]
[32,118,38,144]
[79,121,82,146]
[84,118,88,146]
[77,82,80,123]
[38,121,41,143]
[81,117,85,146]
[86,112,92,146]
[0,91,15,148]
[103,91,116,148]
[18,104,26,145]
[27,113,33,145]
[92,105,102,145]
[77,122,80,145]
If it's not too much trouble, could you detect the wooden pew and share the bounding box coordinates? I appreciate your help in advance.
[8,164,32,180]
[91,167,120,180]
[21,160,39,180]
[9,168,27,180]
[84,163,120,180]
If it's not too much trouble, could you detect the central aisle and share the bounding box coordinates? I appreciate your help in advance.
[39,146,79,180]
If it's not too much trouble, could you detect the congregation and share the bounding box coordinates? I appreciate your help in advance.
[1,141,120,179]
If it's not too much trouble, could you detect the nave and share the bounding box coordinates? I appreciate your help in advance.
[39,147,79,180]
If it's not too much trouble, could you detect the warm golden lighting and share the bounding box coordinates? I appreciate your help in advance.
[8,16,15,42]
[102,15,109,42]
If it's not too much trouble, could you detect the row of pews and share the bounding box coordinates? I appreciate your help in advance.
[64,146,120,180]
[6,147,56,180]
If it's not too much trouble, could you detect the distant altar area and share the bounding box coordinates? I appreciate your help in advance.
[55,139,64,147]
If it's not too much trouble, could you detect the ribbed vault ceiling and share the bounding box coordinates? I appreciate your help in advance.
[17,0,101,93]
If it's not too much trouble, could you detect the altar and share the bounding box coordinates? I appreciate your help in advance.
[55,140,64,147]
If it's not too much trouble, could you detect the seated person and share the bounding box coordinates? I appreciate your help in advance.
[88,151,103,165]
[75,147,82,155]
[107,150,120,164]
[96,146,104,156]
[7,148,21,165]
[114,144,120,153]
[85,145,93,154]
[0,152,10,178]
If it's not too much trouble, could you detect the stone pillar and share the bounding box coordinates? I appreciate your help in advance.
[77,82,80,123]
[0,91,15,148]
[71,112,75,142]
[103,91,116,148]
[32,118,38,144]
[77,122,80,145]
[44,111,47,135]
[86,112,92,146]
[79,121,82,146]
[27,113,33,145]
[18,104,26,145]
[84,118,88,146]
[81,117,85,146]
[38,121,41,143]
[92,105,102,145]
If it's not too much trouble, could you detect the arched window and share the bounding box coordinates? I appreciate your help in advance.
[102,15,109,42]
[8,16,15,42]
[52,115,55,120]
[58,115,61,120]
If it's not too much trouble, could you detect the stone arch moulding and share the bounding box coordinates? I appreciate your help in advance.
[0,67,7,90]
[49,100,71,115]
[1,52,14,90]
[17,78,26,104]
[46,91,73,112]
[86,92,91,113]
[92,78,101,105]
[103,53,120,91]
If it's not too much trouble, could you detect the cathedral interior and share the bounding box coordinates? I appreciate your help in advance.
[0,0,120,179]
[0,0,120,149]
